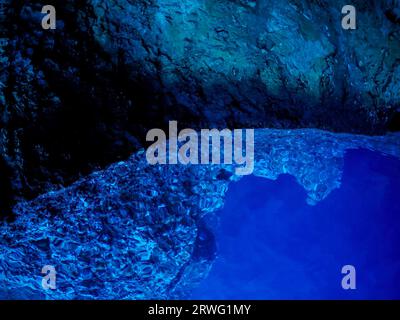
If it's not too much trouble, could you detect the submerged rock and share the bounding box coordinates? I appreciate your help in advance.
[0,129,399,299]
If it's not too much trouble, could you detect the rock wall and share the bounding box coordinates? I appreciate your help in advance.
[0,0,400,215]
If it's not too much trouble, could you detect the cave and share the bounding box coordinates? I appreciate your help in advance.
[0,0,400,301]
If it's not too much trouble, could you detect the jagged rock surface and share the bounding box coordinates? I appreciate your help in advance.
[0,129,399,299]
[1,0,400,217]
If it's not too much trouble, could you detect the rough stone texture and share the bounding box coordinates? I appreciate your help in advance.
[88,0,400,133]
[1,0,400,217]
[254,129,400,204]
[0,129,399,299]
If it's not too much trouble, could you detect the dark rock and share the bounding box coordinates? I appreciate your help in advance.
[1,0,400,215]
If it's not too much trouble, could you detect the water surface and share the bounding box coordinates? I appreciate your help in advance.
[192,149,400,299]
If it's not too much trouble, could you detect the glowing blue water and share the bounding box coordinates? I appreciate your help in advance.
[191,149,400,299]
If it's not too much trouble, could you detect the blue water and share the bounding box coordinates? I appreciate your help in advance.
[191,149,400,299]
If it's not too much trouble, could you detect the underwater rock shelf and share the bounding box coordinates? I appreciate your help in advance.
[0,129,399,300]
[1,0,400,219]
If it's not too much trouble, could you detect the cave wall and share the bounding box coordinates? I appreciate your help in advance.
[1,0,400,216]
